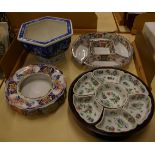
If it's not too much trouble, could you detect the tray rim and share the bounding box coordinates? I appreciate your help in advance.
[68,67,155,139]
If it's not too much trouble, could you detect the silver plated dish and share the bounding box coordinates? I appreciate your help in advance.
[68,67,154,139]
[72,32,133,68]
[5,64,66,116]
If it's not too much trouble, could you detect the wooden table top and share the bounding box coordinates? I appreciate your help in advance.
[0,35,155,142]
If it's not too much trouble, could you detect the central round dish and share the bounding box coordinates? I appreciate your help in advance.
[96,83,128,109]
[18,73,53,99]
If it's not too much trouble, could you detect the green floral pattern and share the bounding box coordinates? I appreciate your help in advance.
[73,69,152,133]
[96,83,127,108]
[120,73,148,95]
[123,94,152,124]
[73,72,100,95]
[73,95,103,124]
[93,69,124,83]
[96,109,136,132]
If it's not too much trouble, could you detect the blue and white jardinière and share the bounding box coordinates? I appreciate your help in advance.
[17,16,73,58]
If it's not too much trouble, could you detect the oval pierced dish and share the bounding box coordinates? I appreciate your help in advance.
[72,32,133,68]
[5,64,66,115]
[68,67,154,139]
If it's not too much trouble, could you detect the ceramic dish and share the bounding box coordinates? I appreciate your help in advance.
[5,64,66,115]
[119,73,148,95]
[72,32,133,68]
[93,68,124,83]
[90,39,115,55]
[68,67,154,139]
[123,94,152,125]
[96,83,128,109]
[96,108,137,132]
[73,95,103,124]
[73,72,100,96]
[18,16,73,58]
[72,38,90,64]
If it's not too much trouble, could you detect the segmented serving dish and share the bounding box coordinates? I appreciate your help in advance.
[68,67,154,139]
[5,64,66,116]
[72,32,134,68]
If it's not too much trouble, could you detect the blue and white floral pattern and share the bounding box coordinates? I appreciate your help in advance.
[17,16,73,58]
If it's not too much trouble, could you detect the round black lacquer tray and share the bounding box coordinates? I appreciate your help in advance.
[68,67,155,140]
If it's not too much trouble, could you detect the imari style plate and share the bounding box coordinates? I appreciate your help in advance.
[68,67,154,139]
[72,32,133,68]
[5,64,66,116]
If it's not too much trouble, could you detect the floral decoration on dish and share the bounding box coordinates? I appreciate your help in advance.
[72,32,133,68]
[93,68,124,83]
[96,108,137,132]
[90,40,115,55]
[5,64,66,115]
[70,67,154,136]
[18,16,73,58]
[73,72,100,96]
[96,83,128,109]
[119,73,148,95]
[123,94,152,124]
[73,95,103,124]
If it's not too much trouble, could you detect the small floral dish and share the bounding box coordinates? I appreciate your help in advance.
[17,16,73,58]
[90,39,115,55]
[93,68,124,83]
[68,67,154,139]
[96,108,137,133]
[123,94,152,125]
[119,73,148,95]
[73,95,103,124]
[72,32,133,68]
[73,72,100,96]
[5,64,66,115]
[96,83,128,109]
